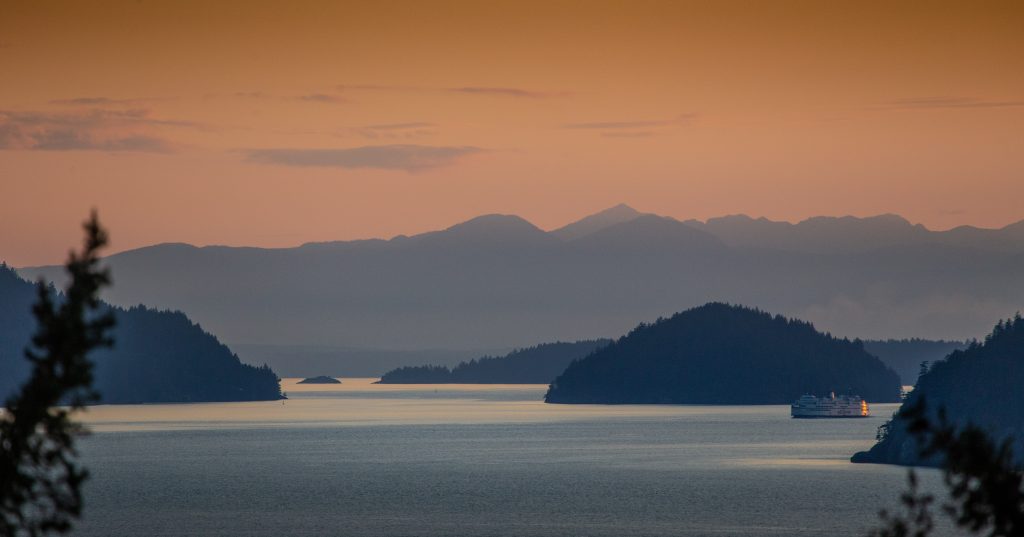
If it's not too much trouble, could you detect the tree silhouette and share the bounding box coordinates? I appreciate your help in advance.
[545,303,902,404]
[0,267,283,404]
[870,397,1024,537]
[377,340,611,384]
[0,212,114,536]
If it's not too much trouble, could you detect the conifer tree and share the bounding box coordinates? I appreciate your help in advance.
[0,212,113,536]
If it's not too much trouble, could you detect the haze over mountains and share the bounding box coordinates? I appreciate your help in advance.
[16,205,1024,376]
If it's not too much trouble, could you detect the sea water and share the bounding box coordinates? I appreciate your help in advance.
[73,379,951,536]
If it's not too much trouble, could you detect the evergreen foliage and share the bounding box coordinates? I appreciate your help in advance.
[377,340,611,384]
[868,397,1024,536]
[0,213,113,536]
[545,303,902,404]
[0,266,282,404]
[853,314,1024,467]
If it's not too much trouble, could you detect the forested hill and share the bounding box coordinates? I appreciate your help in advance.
[0,264,282,403]
[545,303,902,405]
[862,338,968,386]
[377,340,611,384]
[852,314,1024,467]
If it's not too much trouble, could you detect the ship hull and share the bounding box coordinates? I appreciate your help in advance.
[791,414,870,419]
[790,393,870,418]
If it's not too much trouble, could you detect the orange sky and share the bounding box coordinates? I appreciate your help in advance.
[1,0,1022,266]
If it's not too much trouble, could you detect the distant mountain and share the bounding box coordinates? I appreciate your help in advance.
[544,303,902,405]
[0,264,282,403]
[569,214,725,254]
[16,207,1024,375]
[689,214,929,254]
[688,213,1024,254]
[377,339,611,384]
[862,339,968,386]
[402,214,558,249]
[852,315,1024,466]
[550,203,645,241]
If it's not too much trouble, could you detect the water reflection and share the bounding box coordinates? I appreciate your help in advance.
[72,379,943,537]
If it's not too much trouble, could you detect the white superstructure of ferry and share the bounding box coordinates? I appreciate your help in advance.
[790,392,869,418]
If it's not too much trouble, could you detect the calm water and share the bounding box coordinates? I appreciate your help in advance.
[73,379,949,537]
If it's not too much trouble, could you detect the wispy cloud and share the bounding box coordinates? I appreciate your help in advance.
[244,144,482,172]
[445,87,566,99]
[562,114,695,138]
[353,122,437,140]
[0,109,193,153]
[601,131,657,138]
[562,114,695,130]
[296,93,347,104]
[887,97,1024,109]
[208,91,348,105]
[231,91,269,99]
[363,122,436,131]
[49,97,149,106]
[336,84,417,92]
[337,84,567,99]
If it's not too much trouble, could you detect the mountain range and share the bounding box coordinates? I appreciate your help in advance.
[15,205,1024,375]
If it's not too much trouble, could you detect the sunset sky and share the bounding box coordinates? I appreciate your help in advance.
[2,0,1022,266]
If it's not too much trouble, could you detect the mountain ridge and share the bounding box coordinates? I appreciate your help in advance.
[18,208,1024,265]
[13,207,1024,364]
[550,203,646,241]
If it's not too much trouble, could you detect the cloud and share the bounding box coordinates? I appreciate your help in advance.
[353,122,437,140]
[244,144,482,172]
[208,91,348,105]
[50,97,140,106]
[562,114,696,130]
[49,96,177,107]
[445,87,565,98]
[601,131,657,138]
[27,131,172,152]
[297,93,347,104]
[362,122,436,131]
[337,84,567,99]
[0,109,189,152]
[888,97,1024,109]
[336,84,416,92]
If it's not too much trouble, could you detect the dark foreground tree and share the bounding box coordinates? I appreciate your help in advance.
[869,397,1024,537]
[0,213,114,536]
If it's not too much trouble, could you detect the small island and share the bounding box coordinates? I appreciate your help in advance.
[297,375,342,384]
[376,340,610,384]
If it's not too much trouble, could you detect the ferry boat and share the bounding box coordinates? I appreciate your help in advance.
[790,392,869,418]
